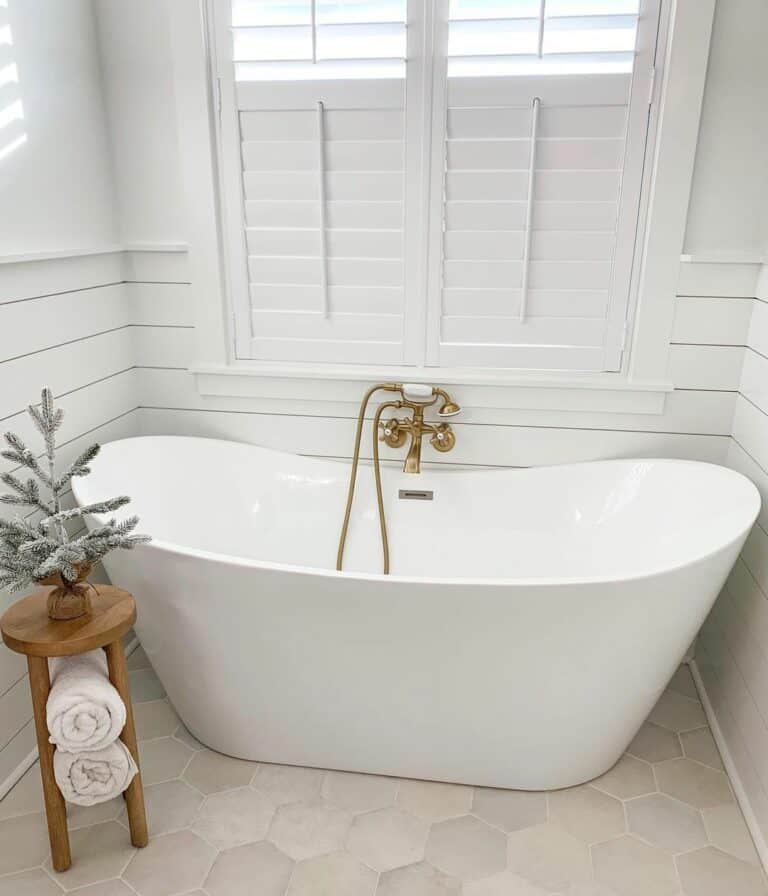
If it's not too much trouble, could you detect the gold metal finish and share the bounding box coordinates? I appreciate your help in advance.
[336,383,461,574]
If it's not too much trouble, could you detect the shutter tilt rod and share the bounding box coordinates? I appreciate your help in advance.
[311,0,318,64]
[519,96,540,324]
[317,100,329,317]
[536,0,546,58]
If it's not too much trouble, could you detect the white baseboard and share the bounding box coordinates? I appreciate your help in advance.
[689,658,768,872]
[0,636,140,802]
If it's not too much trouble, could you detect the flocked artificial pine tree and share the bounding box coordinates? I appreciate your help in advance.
[0,389,148,602]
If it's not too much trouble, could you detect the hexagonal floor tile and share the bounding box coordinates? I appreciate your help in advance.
[0,812,50,875]
[648,689,706,732]
[127,644,151,670]
[205,842,294,896]
[347,806,428,872]
[668,664,699,699]
[627,722,682,763]
[134,700,180,740]
[592,835,678,896]
[268,798,351,861]
[174,723,205,752]
[287,850,377,896]
[131,778,203,836]
[703,804,761,866]
[138,736,194,785]
[592,755,655,799]
[626,793,707,853]
[507,822,592,892]
[0,765,43,820]
[676,846,768,896]
[463,870,550,895]
[472,787,546,833]
[426,814,506,881]
[321,770,398,813]
[123,829,216,896]
[47,821,135,891]
[396,780,473,821]
[192,786,276,849]
[656,757,734,809]
[129,668,166,702]
[548,785,625,844]
[67,795,125,831]
[0,868,63,895]
[252,763,325,805]
[377,861,462,896]
[183,750,256,795]
[681,726,724,770]
[68,882,134,896]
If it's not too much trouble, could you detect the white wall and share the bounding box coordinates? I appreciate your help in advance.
[0,2,137,790]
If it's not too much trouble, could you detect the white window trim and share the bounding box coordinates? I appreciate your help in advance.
[167,0,715,414]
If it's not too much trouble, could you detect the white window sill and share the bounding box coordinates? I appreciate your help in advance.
[192,363,672,415]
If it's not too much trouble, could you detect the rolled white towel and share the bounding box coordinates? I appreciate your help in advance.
[53,740,138,806]
[47,650,126,752]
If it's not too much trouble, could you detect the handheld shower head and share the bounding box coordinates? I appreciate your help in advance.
[434,388,461,417]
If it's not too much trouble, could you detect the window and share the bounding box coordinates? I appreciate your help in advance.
[211,0,663,373]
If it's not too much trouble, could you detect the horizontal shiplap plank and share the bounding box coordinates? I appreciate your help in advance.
[0,722,35,798]
[240,108,404,141]
[667,344,744,391]
[0,253,123,304]
[677,261,760,299]
[733,395,768,474]
[244,171,403,201]
[672,296,753,346]
[0,677,33,753]
[245,199,403,230]
[246,228,403,259]
[248,256,403,288]
[727,439,768,532]
[133,326,194,369]
[128,282,194,327]
[250,283,404,314]
[448,105,627,139]
[445,200,618,231]
[444,259,612,290]
[122,250,190,284]
[446,170,620,202]
[242,140,403,172]
[748,300,768,359]
[442,287,608,318]
[443,230,615,261]
[447,138,624,171]
[740,350,768,416]
[0,284,128,362]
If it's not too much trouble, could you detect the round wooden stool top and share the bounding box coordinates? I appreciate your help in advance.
[0,586,136,658]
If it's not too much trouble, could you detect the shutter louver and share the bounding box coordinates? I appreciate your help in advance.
[430,0,658,371]
[220,1,411,364]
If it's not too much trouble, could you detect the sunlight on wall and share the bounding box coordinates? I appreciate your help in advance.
[0,2,28,163]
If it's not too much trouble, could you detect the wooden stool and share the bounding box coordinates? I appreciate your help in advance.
[0,586,148,872]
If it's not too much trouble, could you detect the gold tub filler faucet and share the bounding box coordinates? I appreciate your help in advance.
[336,383,461,575]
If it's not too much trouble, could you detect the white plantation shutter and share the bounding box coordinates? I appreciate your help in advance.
[427,0,661,371]
[214,0,419,365]
[0,4,27,164]
[213,0,663,372]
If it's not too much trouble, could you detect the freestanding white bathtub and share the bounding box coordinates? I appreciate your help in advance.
[75,436,760,790]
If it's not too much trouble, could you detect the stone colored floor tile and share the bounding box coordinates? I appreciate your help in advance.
[703,803,761,865]
[676,846,768,896]
[205,841,293,896]
[129,778,202,836]
[396,780,473,821]
[548,785,625,844]
[288,850,377,896]
[0,765,43,820]
[46,821,135,891]
[128,669,166,703]
[472,787,546,833]
[322,770,398,813]
[507,822,592,892]
[626,793,707,853]
[127,645,151,671]
[69,881,135,896]
[426,814,507,881]
[668,665,699,700]
[648,690,706,733]
[656,757,734,809]
[627,722,682,763]
[347,806,428,872]
[0,868,63,895]
[192,786,275,849]
[133,700,179,740]
[0,812,52,875]
[376,861,462,896]
[252,763,325,805]
[174,723,205,752]
[138,736,193,785]
[67,796,124,830]
[463,870,550,894]
[592,755,656,800]
[566,884,624,896]
[680,726,724,770]
[268,798,351,861]
[592,835,679,896]
[123,829,216,896]
[183,750,256,795]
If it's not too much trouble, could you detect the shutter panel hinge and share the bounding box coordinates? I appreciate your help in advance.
[648,66,656,106]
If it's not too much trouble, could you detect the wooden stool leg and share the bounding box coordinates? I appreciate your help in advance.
[105,640,148,848]
[27,656,71,872]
